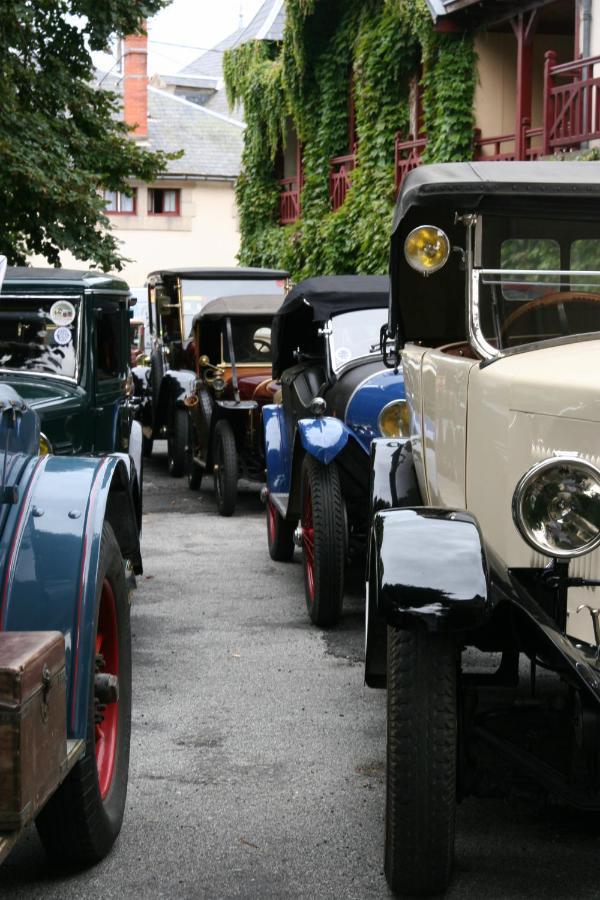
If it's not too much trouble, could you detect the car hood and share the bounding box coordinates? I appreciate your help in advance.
[488,339,600,423]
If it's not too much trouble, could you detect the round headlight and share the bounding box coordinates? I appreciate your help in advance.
[378,400,410,439]
[512,456,600,558]
[212,377,226,393]
[39,433,52,456]
[404,225,450,276]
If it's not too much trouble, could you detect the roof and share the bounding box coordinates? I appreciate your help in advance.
[193,293,283,321]
[2,267,129,293]
[272,275,390,378]
[425,0,554,26]
[179,27,245,80]
[148,266,288,283]
[237,0,286,44]
[97,71,243,179]
[393,161,600,233]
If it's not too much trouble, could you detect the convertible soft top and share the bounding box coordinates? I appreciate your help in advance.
[272,275,389,378]
[147,267,288,282]
[192,293,283,324]
[393,161,600,231]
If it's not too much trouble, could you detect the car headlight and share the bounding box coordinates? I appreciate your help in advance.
[512,456,600,558]
[404,225,450,276]
[378,400,410,439]
[212,377,226,394]
[39,433,52,456]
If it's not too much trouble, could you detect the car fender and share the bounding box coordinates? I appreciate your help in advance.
[155,368,196,427]
[297,416,355,465]
[371,507,490,634]
[0,453,140,740]
[263,404,292,496]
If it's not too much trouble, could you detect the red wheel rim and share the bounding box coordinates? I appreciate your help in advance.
[95,578,119,800]
[302,477,315,603]
[268,499,277,544]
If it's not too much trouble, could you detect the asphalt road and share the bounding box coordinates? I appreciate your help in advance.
[2,444,600,899]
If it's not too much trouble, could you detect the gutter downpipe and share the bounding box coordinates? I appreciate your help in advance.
[582,0,592,149]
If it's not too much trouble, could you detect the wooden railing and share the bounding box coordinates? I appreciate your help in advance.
[474,122,542,162]
[329,153,355,211]
[395,134,427,193]
[279,177,300,225]
[544,51,600,153]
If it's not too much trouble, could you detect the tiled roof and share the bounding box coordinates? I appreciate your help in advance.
[237,0,285,44]
[179,27,245,80]
[97,72,244,179]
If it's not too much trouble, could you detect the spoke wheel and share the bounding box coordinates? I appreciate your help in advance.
[213,419,238,516]
[385,626,457,896]
[266,497,295,562]
[95,579,119,800]
[300,455,345,627]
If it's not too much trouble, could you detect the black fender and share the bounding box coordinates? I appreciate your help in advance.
[365,438,422,688]
[155,367,196,430]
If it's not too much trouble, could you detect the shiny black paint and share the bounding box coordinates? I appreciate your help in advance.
[371,507,491,632]
[323,359,384,418]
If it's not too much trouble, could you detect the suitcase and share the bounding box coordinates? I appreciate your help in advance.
[0,632,68,829]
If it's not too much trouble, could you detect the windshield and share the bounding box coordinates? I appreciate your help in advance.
[0,296,80,379]
[477,216,600,354]
[220,316,273,365]
[329,308,388,373]
[181,279,285,337]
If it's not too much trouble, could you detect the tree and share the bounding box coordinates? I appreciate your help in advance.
[0,1,176,270]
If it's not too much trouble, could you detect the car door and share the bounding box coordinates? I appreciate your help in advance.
[92,295,129,453]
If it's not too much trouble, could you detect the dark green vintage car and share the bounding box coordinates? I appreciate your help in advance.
[0,267,142,521]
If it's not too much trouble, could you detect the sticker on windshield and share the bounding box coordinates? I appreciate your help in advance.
[54,326,72,346]
[50,300,76,326]
[335,346,352,366]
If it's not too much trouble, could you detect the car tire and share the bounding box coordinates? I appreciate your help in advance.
[213,419,238,516]
[385,626,457,896]
[300,455,345,627]
[36,522,132,865]
[267,497,295,561]
[142,434,154,458]
[167,408,187,478]
[186,418,203,491]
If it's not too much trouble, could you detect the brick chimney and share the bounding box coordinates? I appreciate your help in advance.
[123,27,148,138]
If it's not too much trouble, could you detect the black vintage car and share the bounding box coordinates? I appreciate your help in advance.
[263,276,405,626]
[184,293,282,516]
[0,266,143,531]
[365,162,600,895]
[135,267,287,474]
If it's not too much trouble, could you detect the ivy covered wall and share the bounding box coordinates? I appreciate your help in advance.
[224,0,476,279]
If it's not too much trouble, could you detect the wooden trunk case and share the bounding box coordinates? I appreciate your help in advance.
[0,632,67,829]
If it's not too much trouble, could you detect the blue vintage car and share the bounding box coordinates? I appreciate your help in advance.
[0,256,139,866]
[263,275,406,627]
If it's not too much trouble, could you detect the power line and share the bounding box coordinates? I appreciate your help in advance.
[149,39,227,55]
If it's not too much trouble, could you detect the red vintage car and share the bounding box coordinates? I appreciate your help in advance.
[183,293,282,516]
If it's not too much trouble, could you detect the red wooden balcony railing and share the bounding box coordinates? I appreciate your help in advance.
[330,153,355,211]
[395,134,427,193]
[279,177,300,225]
[543,51,600,153]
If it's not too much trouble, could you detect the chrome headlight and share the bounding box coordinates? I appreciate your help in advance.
[404,225,450,276]
[212,377,226,394]
[378,399,410,439]
[39,432,52,456]
[512,456,600,558]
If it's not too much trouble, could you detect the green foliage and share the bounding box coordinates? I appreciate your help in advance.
[224,0,476,279]
[0,0,176,270]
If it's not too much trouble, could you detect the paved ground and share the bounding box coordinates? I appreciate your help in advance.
[2,444,600,898]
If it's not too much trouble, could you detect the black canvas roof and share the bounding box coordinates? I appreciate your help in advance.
[148,267,288,283]
[393,161,600,233]
[272,275,389,378]
[3,267,129,293]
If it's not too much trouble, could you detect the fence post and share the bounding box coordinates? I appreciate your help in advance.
[543,49,557,156]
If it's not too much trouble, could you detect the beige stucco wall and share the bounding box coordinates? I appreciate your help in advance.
[589,0,600,56]
[32,179,240,289]
[474,32,575,150]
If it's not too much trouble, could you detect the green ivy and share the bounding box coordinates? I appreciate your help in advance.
[224,0,476,279]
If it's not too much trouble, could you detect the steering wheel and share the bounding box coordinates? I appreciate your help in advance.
[501,291,600,337]
[253,338,271,354]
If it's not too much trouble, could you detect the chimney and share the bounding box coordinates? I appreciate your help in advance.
[123,26,148,138]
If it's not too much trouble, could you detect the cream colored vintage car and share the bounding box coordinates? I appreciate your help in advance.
[365,162,600,896]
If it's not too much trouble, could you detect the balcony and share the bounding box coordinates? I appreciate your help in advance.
[330,153,355,211]
[395,134,427,194]
[279,177,300,225]
[543,51,600,154]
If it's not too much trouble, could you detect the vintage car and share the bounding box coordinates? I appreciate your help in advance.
[136,267,288,470]
[364,161,600,895]
[183,293,282,516]
[263,275,405,626]
[0,256,139,866]
[0,266,142,526]
[129,318,145,367]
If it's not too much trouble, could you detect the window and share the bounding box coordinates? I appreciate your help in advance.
[148,188,180,216]
[103,189,137,215]
[95,301,124,380]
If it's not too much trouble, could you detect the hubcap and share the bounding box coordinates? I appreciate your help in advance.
[95,578,119,800]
